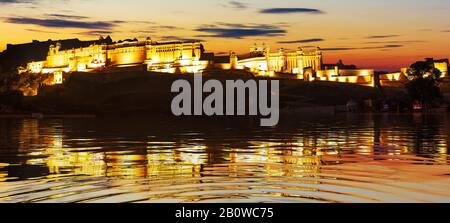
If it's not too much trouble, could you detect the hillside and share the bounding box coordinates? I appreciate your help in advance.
[22,70,382,115]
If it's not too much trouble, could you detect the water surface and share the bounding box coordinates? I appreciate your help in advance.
[0,114,449,203]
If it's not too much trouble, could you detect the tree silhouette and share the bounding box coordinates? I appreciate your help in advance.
[405,61,442,110]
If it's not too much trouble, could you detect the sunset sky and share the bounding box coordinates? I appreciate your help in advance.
[0,0,449,71]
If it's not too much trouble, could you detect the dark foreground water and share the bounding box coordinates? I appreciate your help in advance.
[0,114,449,203]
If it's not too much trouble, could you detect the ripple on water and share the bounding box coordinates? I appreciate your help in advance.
[0,158,449,203]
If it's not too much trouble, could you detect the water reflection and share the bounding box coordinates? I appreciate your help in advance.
[0,114,449,203]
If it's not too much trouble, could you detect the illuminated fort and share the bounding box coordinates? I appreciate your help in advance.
[221,43,374,86]
[15,37,378,86]
[24,38,206,83]
[2,36,445,90]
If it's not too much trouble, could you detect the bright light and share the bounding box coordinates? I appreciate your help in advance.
[54,72,63,84]
[77,64,86,72]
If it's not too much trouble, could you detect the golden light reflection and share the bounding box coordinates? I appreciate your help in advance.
[0,116,448,183]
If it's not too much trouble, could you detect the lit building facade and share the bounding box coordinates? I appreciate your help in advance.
[25,38,208,79]
[235,44,323,75]
[145,41,205,73]
[230,44,374,86]
[429,58,449,78]
[23,39,381,87]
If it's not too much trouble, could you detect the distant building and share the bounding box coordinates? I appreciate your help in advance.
[215,44,374,86]
[1,37,113,72]
[235,44,323,75]
[380,58,449,86]
[425,58,448,77]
